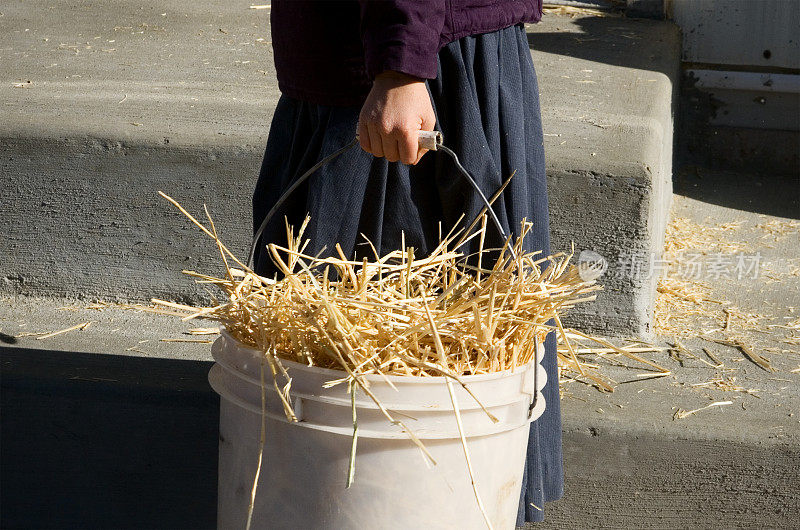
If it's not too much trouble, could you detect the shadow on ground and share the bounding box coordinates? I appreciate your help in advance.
[1,347,218,529]
[527,15,673,72]
[673,165,800,219]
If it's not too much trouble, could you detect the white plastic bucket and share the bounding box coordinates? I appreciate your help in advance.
[209,329,546,529]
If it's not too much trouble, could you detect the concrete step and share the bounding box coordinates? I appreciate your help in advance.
[0,2,680,337]
[2,296,797,528]
[528,14,679,336]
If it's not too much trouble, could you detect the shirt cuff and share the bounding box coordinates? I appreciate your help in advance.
[359,0,446,80]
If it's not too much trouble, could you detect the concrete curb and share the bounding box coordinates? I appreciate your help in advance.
[1,3,678,336]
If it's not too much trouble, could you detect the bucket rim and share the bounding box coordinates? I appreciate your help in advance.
[217,327,542,383]
[209,364,545,439]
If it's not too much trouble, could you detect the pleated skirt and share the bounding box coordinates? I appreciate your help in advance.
[252,23,562,524]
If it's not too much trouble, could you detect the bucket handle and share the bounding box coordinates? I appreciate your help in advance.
[247,130,516,269]
[521,340,543,419]
[246,130,538,416]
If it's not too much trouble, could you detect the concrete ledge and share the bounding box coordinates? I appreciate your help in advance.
[2,135,261,303]
[1,2,678,336]
[1,0,276,304]
[528,15,679,336]
[538,430,798,528]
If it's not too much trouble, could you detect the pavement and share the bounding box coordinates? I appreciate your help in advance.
[1,1,680,337]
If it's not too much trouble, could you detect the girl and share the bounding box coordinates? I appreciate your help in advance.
[253,1,561,524]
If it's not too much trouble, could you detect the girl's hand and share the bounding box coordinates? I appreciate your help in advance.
[358,71,436,165]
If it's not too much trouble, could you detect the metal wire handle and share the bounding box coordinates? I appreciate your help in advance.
[247,130,537,412]
[248,130,513,269]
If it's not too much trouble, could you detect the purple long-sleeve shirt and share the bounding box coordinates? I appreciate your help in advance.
[271,0,543,106]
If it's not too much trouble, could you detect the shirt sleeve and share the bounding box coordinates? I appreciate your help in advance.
[358,0,447,80]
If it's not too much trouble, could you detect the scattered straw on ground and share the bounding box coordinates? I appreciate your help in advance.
[663,217,749,256]
[15,321,93,340]
[673,400,733,420]
[757,218,800,241]
[655,216,748,337]
[556,329,669,393]
[655,276,724,337]
[689,376,759,395]
[655,208,800,374]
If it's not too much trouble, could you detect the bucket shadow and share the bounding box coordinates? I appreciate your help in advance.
[0,347,218,529]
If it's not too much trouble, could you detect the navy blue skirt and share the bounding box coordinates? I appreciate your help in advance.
[253,24,562,525]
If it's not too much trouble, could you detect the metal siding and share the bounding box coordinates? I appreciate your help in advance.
[689,69,800,130]
[669,0,800,70]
